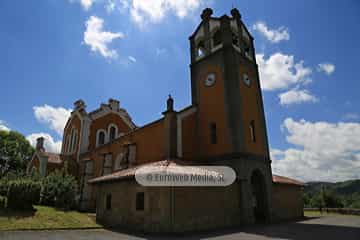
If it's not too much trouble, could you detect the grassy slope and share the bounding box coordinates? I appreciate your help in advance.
[0,205,101,231]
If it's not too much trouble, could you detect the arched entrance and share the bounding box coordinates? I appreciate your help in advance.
[251,169,267,223]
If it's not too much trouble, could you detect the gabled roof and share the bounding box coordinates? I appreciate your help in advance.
[272,175,304,186]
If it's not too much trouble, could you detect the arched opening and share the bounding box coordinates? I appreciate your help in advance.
[109,126,116,141]
[196,41,205,57]
[251,169,267,222]
[232,31,239,46]
[98,131,105,146]
[212,30,221,47]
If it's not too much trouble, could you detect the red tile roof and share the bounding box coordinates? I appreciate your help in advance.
[39,152,63,164]
[88,159,219,184]
[272,175,304,186]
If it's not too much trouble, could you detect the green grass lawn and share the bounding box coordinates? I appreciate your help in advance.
[0,205,101,231]
[304,210,360,217]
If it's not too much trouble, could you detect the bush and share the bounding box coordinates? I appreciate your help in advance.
[7,179,41,210]
[0,178,9,196]
[41,170,78,210]
[0,196,6,209]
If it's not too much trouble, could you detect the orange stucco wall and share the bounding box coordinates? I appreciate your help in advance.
[181,111,197,161]
[81,118,165,178]
[197,65,231,157]
[239,62,267,156]
[88,113,132,150]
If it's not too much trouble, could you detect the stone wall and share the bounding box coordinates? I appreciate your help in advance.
[96,180,242,232]
[96,181,172,232]
[173,184,241,232]
[272,183,304,221]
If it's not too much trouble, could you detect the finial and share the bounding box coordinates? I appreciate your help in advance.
[167,94,174,112]
[201,8,213,20]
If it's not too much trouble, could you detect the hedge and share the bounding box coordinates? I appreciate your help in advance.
[0,196,6,209]
[41,170,78,210]
[7,180,41,210]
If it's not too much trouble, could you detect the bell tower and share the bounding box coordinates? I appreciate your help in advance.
[189,8,270,160]
[189,8,273,223]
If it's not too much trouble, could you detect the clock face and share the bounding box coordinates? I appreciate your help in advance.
[205,73,216,87]
[243,73,251,86]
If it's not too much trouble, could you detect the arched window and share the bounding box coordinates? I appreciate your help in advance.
[232,31,239,46]
[99,132,105,145]
[196,41,205,57]
[70,128,75,153]
[73,131,77,152]
[212,30,221,47]
[109,127,116,141]
[250,120,256,142]
[66,135,71,153]
[108,124,118,142]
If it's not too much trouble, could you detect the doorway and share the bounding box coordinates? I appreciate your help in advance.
[251,169,267,223]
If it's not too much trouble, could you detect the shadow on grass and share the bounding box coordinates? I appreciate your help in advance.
[0,208,37,219]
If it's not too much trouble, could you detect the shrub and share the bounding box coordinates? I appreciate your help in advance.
[7,179,41,210]
[41,170,78,210]
[0,178,9,196]
[0,196,6,209]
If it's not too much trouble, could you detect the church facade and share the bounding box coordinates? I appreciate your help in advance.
[28,8,304,232]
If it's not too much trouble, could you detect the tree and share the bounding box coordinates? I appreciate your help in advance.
[0,130,34,177]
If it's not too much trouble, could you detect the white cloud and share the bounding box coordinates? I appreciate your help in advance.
[256,52,312,91]
[70,0,95,10]
[128,0,204,26]
[0,120,10,131]
[105,0,116,13]
[84,16,124,59]
[343,113,359,121]
[156,47,167,56]
[272,118,360,182]
[81,0,94,10]
[33,105,71,136]
[253,22,290,43]
[128,56,137,62]
[317,62,335,75]
[278,89,318,105]
[27,133,62,154]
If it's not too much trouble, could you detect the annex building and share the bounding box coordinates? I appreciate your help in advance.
[28,8,304,232]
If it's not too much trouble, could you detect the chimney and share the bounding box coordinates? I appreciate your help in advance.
[36,137,45,152]
[74,99,86,111]
[109,98,120,110]
[201,8,213,21]
[162,95,177,159]
[230,8,241,20]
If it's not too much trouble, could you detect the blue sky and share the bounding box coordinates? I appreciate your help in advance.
[1,0,360,182]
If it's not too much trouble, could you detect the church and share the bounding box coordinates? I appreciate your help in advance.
[28,8,304,232]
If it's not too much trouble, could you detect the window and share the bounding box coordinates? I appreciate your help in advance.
[136,192,144,211]
[213,30,221,47]
[109,126,116,141]
[196,41,205,57]
[232,32,239,46]
[106,193,112,210]
[250,120,256,142]
[73,131,77,152]
[210,122,217,144]
[98,131,105,146]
